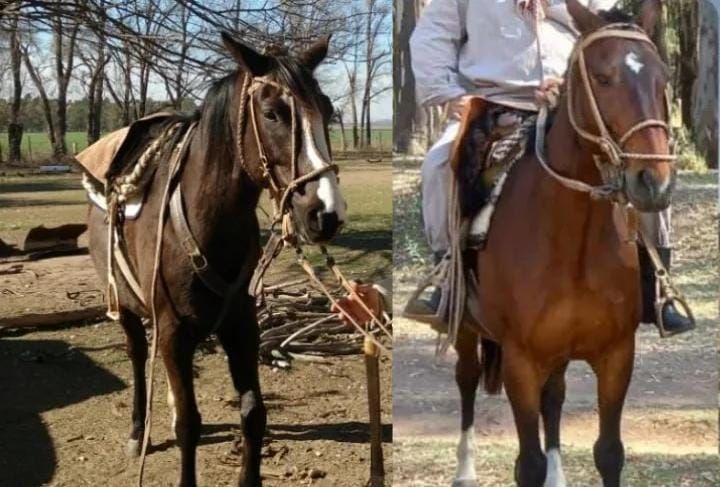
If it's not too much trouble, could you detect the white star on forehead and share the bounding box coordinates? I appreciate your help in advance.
[625,51,644,74]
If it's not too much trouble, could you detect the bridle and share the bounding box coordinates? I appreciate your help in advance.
[235,74,339,239]
[535,23,677,201]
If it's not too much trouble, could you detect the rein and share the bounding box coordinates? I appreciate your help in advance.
[535,22,676,201]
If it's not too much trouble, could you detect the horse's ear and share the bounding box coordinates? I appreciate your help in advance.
[637,0,662,37]
[566,0,603,35]
[221,32,273,77]
[299,35,331,71]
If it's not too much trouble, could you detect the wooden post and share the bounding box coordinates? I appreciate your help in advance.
[364,336,384,486]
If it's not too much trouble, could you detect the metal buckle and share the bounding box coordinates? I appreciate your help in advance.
[190,253,209,272]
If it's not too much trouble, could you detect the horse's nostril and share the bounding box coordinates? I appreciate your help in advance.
[316,211,340,238]
[638,169,656,189]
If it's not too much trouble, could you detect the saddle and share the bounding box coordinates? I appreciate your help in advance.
[403,100,536,335]
[451,97,537,247]
[75,112,176,219]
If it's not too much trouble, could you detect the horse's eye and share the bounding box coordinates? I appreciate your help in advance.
[263,110,278,122]
[593,73,612,87]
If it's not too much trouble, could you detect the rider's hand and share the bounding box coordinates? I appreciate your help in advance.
[332,281,384,325]
[534,78,564,107]
[516,0,550,18]
[447,95,475,121]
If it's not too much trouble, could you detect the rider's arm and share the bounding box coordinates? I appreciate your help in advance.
[410,0,468,107]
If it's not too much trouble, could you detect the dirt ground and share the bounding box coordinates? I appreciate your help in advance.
[0,161,392,487]
[393,164,719,486]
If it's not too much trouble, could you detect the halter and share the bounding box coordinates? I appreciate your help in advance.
[235,75,338,240]
[566,23,676,198]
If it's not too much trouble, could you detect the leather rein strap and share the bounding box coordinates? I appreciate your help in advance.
[535,23,677,200]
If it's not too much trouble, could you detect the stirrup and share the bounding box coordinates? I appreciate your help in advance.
[403,257,450,330]
[654,268,695,338]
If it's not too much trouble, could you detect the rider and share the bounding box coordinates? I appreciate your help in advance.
[407,0,694,336]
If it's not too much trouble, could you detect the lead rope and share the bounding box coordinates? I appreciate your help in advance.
[137,122,197,487]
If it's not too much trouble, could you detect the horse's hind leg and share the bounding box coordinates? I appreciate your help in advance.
[590,337,634,487]
[503,344,548,487]
[119,308,148,457]
[217,298,266,487]
[540,362,569,487]
[161,326,201,487]
[452,326,480,486]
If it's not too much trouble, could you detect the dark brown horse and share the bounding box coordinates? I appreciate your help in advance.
[453,1,673,486]
[86,34,345,486]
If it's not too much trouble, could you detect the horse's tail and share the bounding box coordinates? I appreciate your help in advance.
[480,338,503,394]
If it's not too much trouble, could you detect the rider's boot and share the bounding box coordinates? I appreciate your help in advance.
[638,245,695,337]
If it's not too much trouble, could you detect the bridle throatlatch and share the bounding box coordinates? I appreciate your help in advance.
[535,23,677,202]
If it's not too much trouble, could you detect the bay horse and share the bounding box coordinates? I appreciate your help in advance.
[86,33,345,486]
[453,1,673,486]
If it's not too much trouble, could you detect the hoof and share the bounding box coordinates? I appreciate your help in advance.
[451,479,478,487]
[126,438,140,458]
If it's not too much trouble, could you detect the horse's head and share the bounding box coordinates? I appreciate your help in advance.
[566,0,674,211]
[221,32,346,243]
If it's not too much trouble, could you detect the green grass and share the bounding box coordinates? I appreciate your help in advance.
[0,128,393,162]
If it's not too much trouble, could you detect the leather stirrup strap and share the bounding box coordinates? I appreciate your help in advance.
[112,232,147,307]
[169,185,229,297]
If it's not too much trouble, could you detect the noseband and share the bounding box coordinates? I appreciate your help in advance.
[235,75,338,238]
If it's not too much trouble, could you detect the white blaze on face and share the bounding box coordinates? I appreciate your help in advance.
[300,107,347,221]
[543,448,567,487]
[625,51,644,75]
[454,428,477,482]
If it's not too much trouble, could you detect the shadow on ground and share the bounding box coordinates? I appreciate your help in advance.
[0,336,125,487]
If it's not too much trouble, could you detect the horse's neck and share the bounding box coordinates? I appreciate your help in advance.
[533,99,618,249]
[180,131,262,247]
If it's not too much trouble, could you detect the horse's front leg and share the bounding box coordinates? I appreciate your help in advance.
[540,362,569,487]
[452,326,480,487]
[119,308,148,457]
[161,323,202,487]
[503,343,549,487]
[217,296,266,487]
[590,335,634,487]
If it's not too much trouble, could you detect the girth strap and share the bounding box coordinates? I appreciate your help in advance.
[169,185,230,297]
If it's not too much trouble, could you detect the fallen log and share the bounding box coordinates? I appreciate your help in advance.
[0,305,106,329]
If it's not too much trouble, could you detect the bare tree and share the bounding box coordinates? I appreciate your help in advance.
[6,3,23,163]
[692,0,718,168]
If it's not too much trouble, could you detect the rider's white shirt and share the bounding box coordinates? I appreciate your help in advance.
[410,0,619,111]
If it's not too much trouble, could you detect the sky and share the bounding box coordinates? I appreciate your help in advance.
[6,1,393,125]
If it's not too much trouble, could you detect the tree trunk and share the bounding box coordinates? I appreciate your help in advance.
[337,113,348,151]
[692,0,718,168]
[8,10,23,164]
[23,50,58,154]
[394,0,439,155]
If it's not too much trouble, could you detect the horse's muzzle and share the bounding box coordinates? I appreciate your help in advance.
[625,166,675,212]
[306,209,343,243]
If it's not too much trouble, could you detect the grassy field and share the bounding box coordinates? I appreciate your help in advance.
[0,128,393,162]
